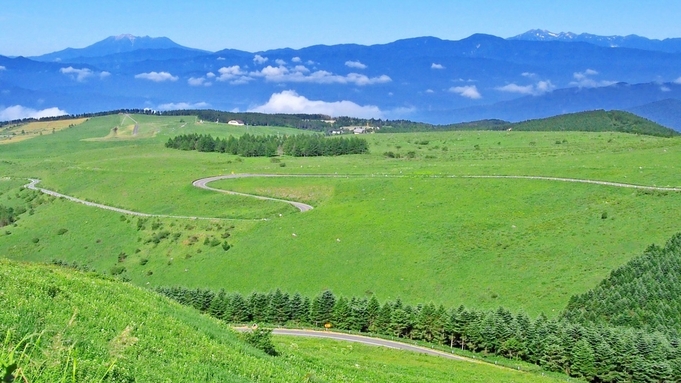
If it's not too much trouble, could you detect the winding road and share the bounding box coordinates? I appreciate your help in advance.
[233,327,484,364]
[24,179,242,221]
[23,174,681,221]
[192,174,314,212]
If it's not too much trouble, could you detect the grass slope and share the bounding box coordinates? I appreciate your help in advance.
[2,114,681,316]
[0,259,560,382]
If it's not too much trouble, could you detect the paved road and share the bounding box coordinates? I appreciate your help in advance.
[24,179,240,221]
[193,174,314,212]
[233,327,481,364]
[458,175,681,191]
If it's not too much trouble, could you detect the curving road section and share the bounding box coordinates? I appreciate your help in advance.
[24,179,241,221]
[233,327,484,364]
[193,174,314,212]
[459,175,681,191]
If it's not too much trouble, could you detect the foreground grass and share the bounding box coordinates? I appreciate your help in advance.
[0,259,561,382]
[273,336,567,383]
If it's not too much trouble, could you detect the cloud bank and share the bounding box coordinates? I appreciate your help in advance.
[135,71,179,82]
[0,105,68,121]
[157,102,210,111]
[570,69,616,88]
[449,85,482,99]
[496,80,555,96]
[249,90,383,118]
[60,67,95,82]
[250,65,391,86]
[345,60,367,69]
[253,55,268,65]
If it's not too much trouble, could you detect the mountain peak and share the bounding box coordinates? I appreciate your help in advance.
[32,35,209,62]
[113,34,138,41]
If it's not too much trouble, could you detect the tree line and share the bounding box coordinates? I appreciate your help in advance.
[165,133,368,157]
[156,286,681,382]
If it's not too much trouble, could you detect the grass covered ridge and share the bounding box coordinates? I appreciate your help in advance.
[0,259,561,382]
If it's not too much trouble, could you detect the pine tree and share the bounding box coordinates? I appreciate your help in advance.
[267,288,291,325]
[366,296,381,331]
[333,297,351,330]
[373,303,392,335]
[571,339,596,380]
[230,293,251,323]
[249,292,270,323]
[209,289,227,319]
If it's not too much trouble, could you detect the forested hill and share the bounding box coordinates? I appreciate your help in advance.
[506,110,678,137]
[563,232,681,337]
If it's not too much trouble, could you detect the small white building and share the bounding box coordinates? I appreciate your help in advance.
[227,120,245,126]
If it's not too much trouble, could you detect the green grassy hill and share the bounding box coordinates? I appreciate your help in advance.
[508,110,678,137]
[0,259,561,382]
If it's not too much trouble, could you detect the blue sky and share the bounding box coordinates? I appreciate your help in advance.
[2,0,681,56]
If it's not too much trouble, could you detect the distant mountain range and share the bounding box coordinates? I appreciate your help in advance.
[510,30,681,53]
[1,31,681,130]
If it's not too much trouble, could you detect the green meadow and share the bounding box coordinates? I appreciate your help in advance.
[2,114,681,317]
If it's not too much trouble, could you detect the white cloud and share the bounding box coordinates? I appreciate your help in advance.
[206,72,216,78]
[250,65,391,86]
[249,90,383,118]
[216,65,251,84]
[570,69,616,88]
[99,71,111,79]
[0,66,5,71]
[275,59,287,66]
[661,86,671,92]
[674,77,681,84]
[496,80,555,96]
[157,102,210,111]
[188,77,207,86]
[60,66,94,82]
[216,57,226,61]
[345,60,367,69]
[0,105,68,121]
[291,57,302,63]
[253,54,269,65]
[293,65,309,73]
[449,85,482,99]
[431,63,445,69]
[425,89,435,93]
[135,71,178,82]
[521,72,536,78]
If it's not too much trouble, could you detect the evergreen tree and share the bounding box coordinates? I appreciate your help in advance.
[230,293,251,323]
[571,339,596,380]
[333,296,351,330]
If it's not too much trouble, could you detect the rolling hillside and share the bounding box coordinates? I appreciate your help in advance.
[0,259,560,382]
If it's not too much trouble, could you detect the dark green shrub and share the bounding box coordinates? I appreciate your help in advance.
[57,228,68,235]
[31,237,39,244]
[110,265,126,275]
[243,328,277,356]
